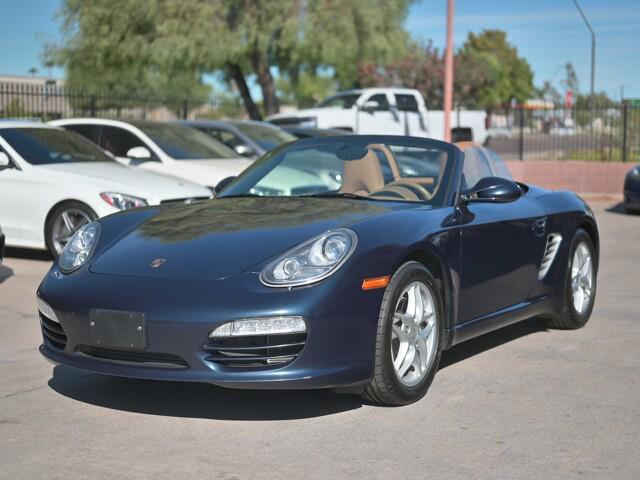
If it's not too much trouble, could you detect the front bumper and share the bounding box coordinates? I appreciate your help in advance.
[624,190,640,210]
[37,267,383,389]
[0,230,4,263]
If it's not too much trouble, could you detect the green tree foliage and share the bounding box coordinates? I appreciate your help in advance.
[46,0,414,117]
[456,30,533,110]
[358,30,534,111]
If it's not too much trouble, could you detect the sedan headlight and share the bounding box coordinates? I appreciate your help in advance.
[58,222,100,273]
[100,192,148,210]
[260,228,357,287]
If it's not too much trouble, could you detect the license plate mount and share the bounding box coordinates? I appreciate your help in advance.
[88,309,147,349]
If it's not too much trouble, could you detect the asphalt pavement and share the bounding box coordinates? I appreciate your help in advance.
[1,202,638,479]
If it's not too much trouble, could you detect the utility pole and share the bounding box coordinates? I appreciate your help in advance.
[572,0,595,106]
[443,0,454,142]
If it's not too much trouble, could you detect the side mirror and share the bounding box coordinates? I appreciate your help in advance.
[234,144,255,157]
[361,100,381,113]
[0,152,10,169]
[126,146,152,160]
[461,177,522,204]
[214,176,237,195]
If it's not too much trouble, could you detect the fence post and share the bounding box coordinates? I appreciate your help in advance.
[89,95,97,117]
[182,99,188,120]
[621,101,629,163]
[518,106,524,161]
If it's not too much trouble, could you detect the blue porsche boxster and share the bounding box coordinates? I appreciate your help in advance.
[37,136,599,405]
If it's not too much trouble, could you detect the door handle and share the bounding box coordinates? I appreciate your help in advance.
[531,218,547,237]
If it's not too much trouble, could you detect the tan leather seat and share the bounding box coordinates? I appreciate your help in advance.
[340,149,385,196]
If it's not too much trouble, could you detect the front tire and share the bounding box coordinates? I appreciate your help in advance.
[546,229,597,329]
[361,261,444,406]
[45,202,97,258]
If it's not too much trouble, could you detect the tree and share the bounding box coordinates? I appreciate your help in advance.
[456,30,534,110]
[358,41,444,107]
[46,0,414,118]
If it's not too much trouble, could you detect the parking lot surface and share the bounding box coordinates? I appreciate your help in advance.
[1,202,638,480]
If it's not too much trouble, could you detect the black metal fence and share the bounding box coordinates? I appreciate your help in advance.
[2,81,639,163]
[0,82,244,122]
[486,104,640,163]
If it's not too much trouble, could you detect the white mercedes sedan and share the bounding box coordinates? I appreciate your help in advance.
[0,122,213,257]
[50,118,253,188]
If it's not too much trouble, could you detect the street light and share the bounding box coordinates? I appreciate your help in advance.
[572,0,595,106]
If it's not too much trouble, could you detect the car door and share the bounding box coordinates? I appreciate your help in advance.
[0,144,24,242]
[457,147,548,323]
[98,126,157,165]
[357,93,401,135]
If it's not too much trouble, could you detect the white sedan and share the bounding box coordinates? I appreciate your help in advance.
[0,122,213,257]
[50,118,253,188]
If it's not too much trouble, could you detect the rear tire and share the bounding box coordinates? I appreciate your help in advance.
[45,201,97,258]
[546,229,596,329]
[361,261,444,406]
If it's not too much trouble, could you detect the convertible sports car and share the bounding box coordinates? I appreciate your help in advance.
[37,136,599,405]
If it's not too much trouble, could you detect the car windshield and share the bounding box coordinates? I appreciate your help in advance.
[136,123,237,160]
[219,138,454,205]
[0,127,114,165]
[316,94,361,109]
[232,122,296,151]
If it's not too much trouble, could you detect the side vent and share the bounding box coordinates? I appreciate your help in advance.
[538,234,562,280]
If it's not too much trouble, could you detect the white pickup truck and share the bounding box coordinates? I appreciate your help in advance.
[267,88,487,144]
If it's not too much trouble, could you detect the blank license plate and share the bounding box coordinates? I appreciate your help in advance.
[89,309,147,349]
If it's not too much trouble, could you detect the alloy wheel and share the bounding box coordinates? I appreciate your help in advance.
[571,242,594,315]
[391,281,439,387]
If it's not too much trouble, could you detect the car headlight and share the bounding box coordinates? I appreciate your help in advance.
[260,228,357,287]
[100,192,148,210]
[58,222,100,273]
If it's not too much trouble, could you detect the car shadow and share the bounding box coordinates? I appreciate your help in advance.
[605,202,639,216]
[48,318,548,420]
[439,316,548,369]
[0,264,14,283]
[5,247,53,261]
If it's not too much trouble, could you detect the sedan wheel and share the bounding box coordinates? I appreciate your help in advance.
[391,281,438,387]
[45,203,97,258]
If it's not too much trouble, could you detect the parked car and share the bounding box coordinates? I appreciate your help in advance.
[0,122,212,257]
[37,135,598,406]
[177,120,296,159]
[283,126,350,139]
[0,224,4,264]
[50,119,252,188]
[267,88,488,143]
[623,164,640,213]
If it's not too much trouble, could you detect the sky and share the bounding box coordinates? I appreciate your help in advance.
[0,0,638,101]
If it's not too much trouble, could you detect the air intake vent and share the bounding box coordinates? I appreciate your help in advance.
[40,312,67,351]
[203,333,307,368]
[75,346,189,369]
[539,234,562,279]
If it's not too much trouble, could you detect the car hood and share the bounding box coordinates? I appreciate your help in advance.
[38,162,211,202]
[162,158,253,186]
[90,197,414,281]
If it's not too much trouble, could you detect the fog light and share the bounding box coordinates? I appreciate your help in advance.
[37,297,59,323]
[209,316,306,338]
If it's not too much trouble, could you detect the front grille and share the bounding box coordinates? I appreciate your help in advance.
[75,345,189,369]
[40,313,67,350]
[161,196,209,205]
[203,333,307,368]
